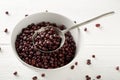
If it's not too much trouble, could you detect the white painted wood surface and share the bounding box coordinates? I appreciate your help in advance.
[0,0,120,80]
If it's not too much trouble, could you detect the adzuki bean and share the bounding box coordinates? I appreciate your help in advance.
[84,28,87,32]
[86,59,91,65]
[96,75,101,79]
[75,62,78,66]
[4,28,8,33]
[13,71,17,76]
[116,66,119,71]
[41,73,45,77]
[25,14,28,17]
[5,11,9,15]
[32,76,37,80]
[85,75,91,80]
[70,65,75,70]
[96,23,100,27]
[74,21,76,23]
[92,55,95,58]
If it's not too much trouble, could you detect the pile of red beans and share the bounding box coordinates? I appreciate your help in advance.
[15,22,76,69]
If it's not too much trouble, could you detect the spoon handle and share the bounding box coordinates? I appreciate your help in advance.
[63,11,115,33]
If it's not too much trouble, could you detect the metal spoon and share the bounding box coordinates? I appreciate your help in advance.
[32,11,115,53]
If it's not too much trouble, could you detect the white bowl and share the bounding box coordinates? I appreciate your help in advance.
[11,12,81,71]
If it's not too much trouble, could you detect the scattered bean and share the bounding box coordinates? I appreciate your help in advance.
[41,73,45,77]
[84,28,87,31]
[32,76,37,80]
[5,11,9,15]
[13,71,17,76]
[75,62,78,66]
[25,14,28,17]
[116,66,119,71]
[85,75,91,80]
[96,24,100,27]
[74,21,76,23]
[96,75,101,79]
[87,59,91,65]
[4,28,8,33]
[70,65,75,70]
[92,55,95,58]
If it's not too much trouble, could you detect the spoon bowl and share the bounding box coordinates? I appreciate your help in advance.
[32,26,65,53]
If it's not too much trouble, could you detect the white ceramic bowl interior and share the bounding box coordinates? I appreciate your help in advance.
[11,12,81,71]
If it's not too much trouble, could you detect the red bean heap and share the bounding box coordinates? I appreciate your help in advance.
[34,27,61,51]
[15,22,76,69]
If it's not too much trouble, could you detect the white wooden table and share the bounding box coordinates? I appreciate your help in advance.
[0,0,120,80]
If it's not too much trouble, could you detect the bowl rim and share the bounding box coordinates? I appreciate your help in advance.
[11,12,81,71]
